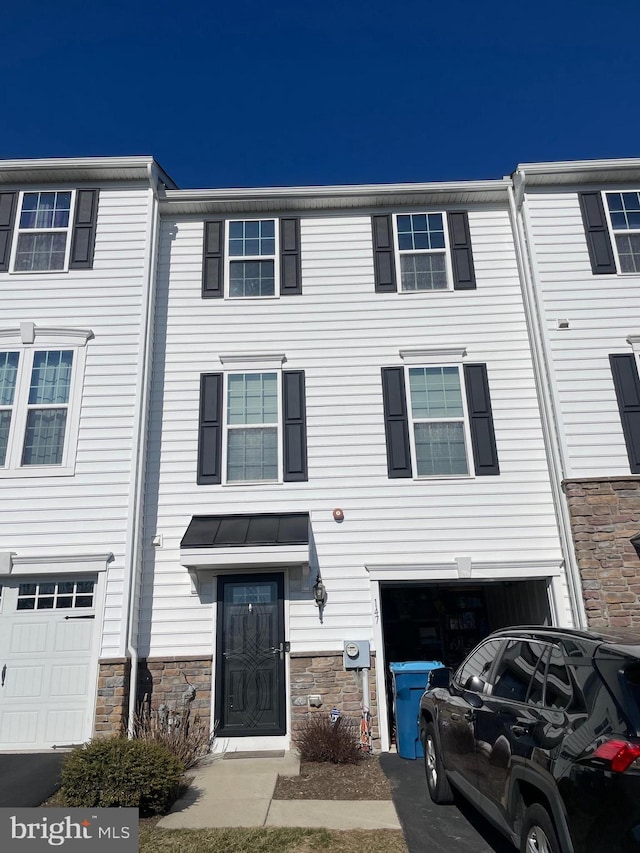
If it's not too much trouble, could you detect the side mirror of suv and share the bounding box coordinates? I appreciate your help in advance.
[427,667,452,689]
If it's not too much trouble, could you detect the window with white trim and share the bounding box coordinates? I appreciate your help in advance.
[0,326,90,476]
[606,192,640,273]
[16,579,95,610]
[227,219,277,297]
[407,365,471,477]
[395,213,450,291]
[13,191,73,272]
[225,371,280,482]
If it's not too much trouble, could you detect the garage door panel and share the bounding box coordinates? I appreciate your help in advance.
[9,622,49,654]
[4,665,45,698]
[50,664,89,697]
[54,620,93,653]
[0,711,38,745]
[0,578,99,750]
[45,709,85,744]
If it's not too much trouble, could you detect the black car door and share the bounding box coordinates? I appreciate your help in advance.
[439,638,504,793]
[474,638,549,826]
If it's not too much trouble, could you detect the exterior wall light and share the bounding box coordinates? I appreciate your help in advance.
[313,574,327,607]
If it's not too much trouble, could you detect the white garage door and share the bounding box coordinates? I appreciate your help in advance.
[0,578,98,750]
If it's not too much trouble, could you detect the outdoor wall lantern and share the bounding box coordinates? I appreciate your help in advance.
[313,573,327,608]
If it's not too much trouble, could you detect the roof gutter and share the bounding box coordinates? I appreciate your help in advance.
[507,173,587,628]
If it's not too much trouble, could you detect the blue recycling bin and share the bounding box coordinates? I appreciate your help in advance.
[389,660,445,760]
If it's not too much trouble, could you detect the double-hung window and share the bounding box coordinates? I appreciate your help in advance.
[407,366,470,476]
[605,192,640,273]
[396,214,449,291]
[381,349,500,480]
[228,220,277,297]
[0,326,90,476]
[0,189,99,274]
[202,218,302,298]
[372,211,476,293]
[226,372,279,481]
[197,358,308,485]
[14,191,73,272]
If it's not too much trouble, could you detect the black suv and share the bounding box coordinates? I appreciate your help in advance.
[418,626,640,853]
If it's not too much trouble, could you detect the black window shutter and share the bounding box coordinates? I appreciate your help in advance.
[197,373,223,484]
[280,218,302,295]
[202,220,224,298]
[448,211,476,290]
[464,363,500,475]
[282,370,308,481]
[610,354,640,473]
[372,215,397,292]
[0,192,17,272]
[69,189,99,269]
[381,367,412,478]
[579,192,616,275]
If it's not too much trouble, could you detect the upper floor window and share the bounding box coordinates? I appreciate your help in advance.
[226,371,279,481]
[408,366,470,476]
[202,218,301,298]
[372,211,476,294]
[15,192,72,272]
[228,220,277,297]
[381,349,500,480]
[606,192,640,273]
[396,213,448,290]
[0,189,99,275]
[0,324,91,476]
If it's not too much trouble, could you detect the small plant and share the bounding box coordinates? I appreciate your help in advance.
[60,736,183,815]
[295,713,362,765]
[130,704,215,770]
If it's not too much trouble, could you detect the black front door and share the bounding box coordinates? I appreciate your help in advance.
[216,573,286,737]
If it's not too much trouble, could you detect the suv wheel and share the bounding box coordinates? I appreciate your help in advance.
[520,804,561,853]
[423,722,453,804]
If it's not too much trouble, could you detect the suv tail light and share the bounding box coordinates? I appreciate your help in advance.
[593,739,640,773]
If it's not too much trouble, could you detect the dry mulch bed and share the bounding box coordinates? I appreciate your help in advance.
[272,756,393,800]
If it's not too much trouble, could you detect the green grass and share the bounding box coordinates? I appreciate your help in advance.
[139,826,407,853]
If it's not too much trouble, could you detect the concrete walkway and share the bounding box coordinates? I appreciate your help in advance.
[158,752,402,831]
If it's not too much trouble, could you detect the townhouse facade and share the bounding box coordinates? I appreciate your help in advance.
[0,158,173,750]
[0,155,638,754]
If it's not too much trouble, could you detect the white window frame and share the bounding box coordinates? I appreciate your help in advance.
[10,190,77,274]
[400,346,474,480]
[219,353,285,485]
[225,218,279,299]
[603,190,640,275]
[0,324,91,477]
[393,211,453,293]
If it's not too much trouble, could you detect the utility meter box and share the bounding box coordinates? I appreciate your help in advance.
[343,640,370,669]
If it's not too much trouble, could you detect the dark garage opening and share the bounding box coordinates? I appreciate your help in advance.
[381,579,552,743]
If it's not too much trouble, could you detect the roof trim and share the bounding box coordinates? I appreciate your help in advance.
[160,178,512,215]
[0,156,177,189]
[514,158,640,188]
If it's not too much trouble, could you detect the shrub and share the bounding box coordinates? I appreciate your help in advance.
[130,705,215,770]
[295,714,362,765]
[60,736,184,815]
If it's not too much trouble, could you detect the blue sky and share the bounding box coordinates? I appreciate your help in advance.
[3,0,639,188]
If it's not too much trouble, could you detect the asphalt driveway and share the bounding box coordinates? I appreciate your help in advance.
[380,753,514,853]
[0,753,64,807]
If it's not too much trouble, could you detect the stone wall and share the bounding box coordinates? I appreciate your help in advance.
[94,658,130,737]
[564,477,640,629]
[290,651,380,751]
[136,656,213,732]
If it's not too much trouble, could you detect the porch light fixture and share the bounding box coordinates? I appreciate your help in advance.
[313,573,327,608]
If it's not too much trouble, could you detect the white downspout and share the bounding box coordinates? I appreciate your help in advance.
[123,164,162,735]
[507,179,588,628]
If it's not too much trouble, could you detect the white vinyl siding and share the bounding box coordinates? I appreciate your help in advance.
[0,185,155,657]
[143,208,567,660]
[524,189,640,478]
